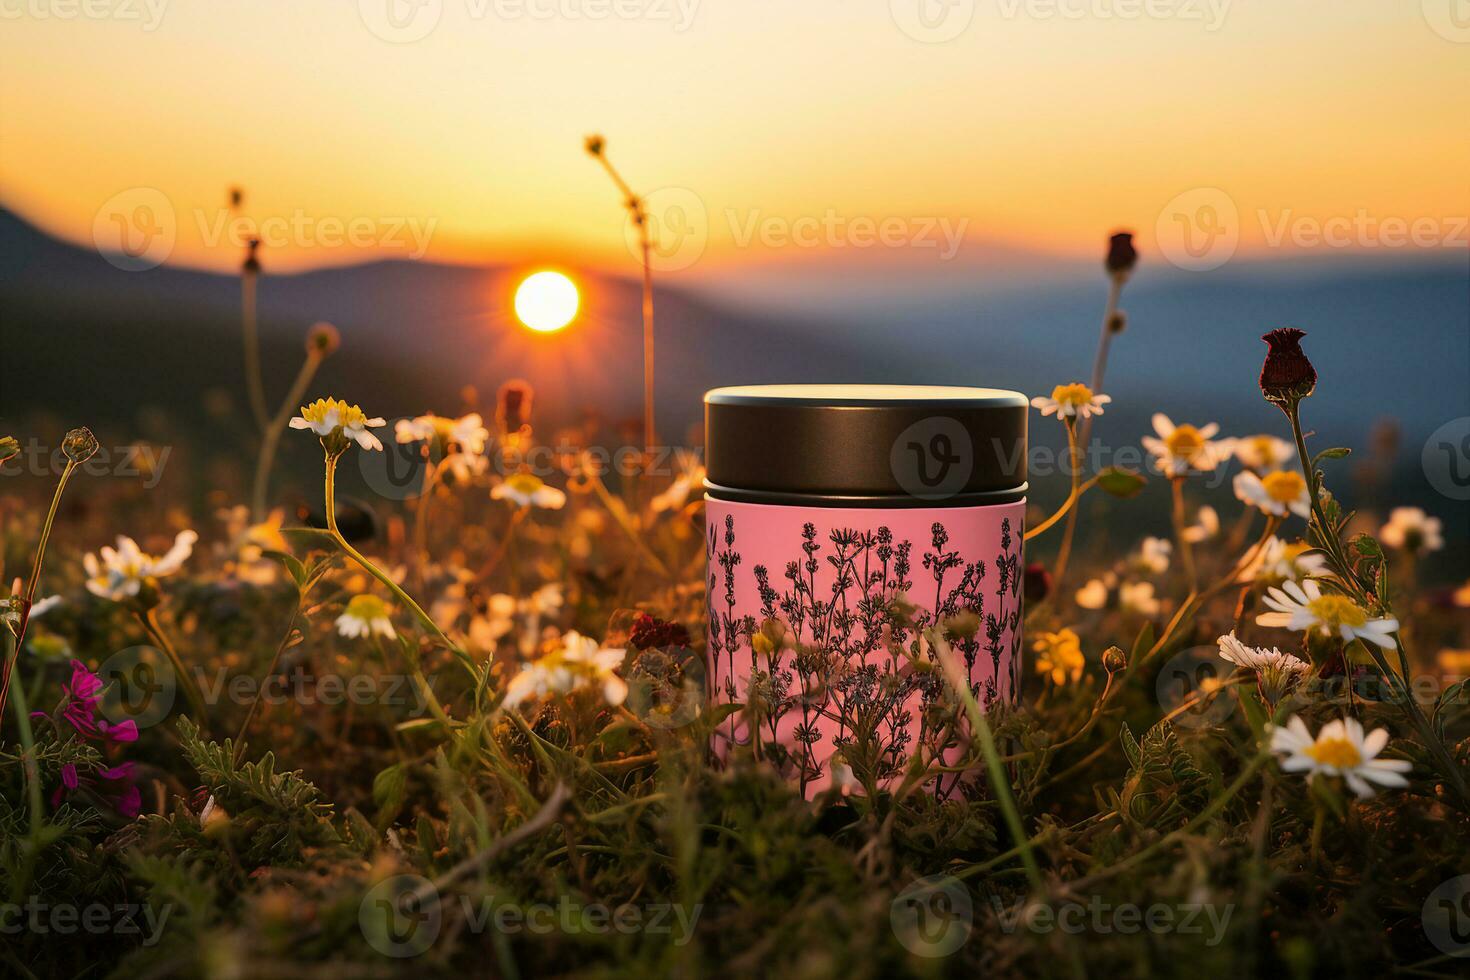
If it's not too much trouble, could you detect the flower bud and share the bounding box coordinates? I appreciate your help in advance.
[242,237,261,274]
[945,610,981,640]
[1259,328,1316,406]
[62,427,99,464]
[0,436,18,465]
[1024,562,1052,604]
[1102,645,1128,673]
[306,321,340,357]
[1105,232,1138,278]
[1107,310,1127,334]
[584,134,605,157]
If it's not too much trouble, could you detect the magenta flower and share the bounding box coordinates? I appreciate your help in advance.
[51,759,140,817]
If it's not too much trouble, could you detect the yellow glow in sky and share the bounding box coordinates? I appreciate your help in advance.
[0,2,1465,276]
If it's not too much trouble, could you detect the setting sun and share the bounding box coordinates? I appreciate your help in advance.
[514,270,580,333]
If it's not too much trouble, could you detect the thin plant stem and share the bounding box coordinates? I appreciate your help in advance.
[8,659,46,903]
[1050,420,1084,591]
[323,452,477,691]
[934,633,1044,892]
[0,459,79,732]
[1078,273,1122,451]
[241,267,270,434]
[1170,476,1198,591]
[137,607,209,728]
[591,150,656,467]
[232,606,299,766]
[251,348,325,521]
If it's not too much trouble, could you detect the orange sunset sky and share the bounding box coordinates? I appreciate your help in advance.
[1,1,1466,277]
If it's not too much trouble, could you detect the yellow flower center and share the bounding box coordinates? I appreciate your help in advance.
[344,595,389,620]
[300,397,370,428]
[1249,436,1279,464]
[1050,383,1094,407]
[1164,425,1205,459]
[1307,594,1368,629]
[1303,736,1362,768]
[506,472,545,495]
[1261,470,1306,504]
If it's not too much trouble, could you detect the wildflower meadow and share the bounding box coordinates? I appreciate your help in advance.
[2,193,1468,980]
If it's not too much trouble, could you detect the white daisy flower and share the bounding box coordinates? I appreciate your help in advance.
[1218,630,1309,706]
[1269,714,1412,798]
[1141,414,1229,476]
[492,472,566,510]
[335,595,396,640]
[1181,505,1220,544]
[1378,507,1443,556]
[1233,434,1294,472]
[394,412,490,456]
[1233,469,1311,519]
[1217,631,1310,675]
[1119,581,1160,617]
[1030,382,1112,421]
[1133,537,1172,575]
[501,630,627,709]
[1257,579,1399,649]
[1075,577,1110,610]
[1238,536,1328,584]
[84,530,198,602]
[290,398,386,452]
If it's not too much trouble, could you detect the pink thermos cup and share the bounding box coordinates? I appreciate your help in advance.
[703,385,1029,796]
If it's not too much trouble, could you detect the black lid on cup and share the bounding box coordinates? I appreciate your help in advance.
[704,384,1028,507]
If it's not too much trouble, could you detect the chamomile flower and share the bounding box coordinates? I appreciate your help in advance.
[1238,536,1328,584]
[394,412,490,456]
[1233,469,1311,518]
[501,631,627,710]
[492,472,566,510]
[1218,631,1309,707]
[1233,434,1294,472]
[1257,579,1398,649]
[1269,714,1411,799]
[1142,414,1229,476]
[1378,507,1443,556]
[828,751,860,796]
[290,398,386,453]
[335,595,396,640]
[1132,537,1172,575]
[1033,628,1084,686]
[83,530,198,602]
[1030,382,1111,422]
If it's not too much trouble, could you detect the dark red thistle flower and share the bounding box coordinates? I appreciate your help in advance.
[1105,232,1137,277]
[1023,562,1052,605]
[629,613,690,651]
[1259,328,1316,405]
